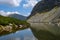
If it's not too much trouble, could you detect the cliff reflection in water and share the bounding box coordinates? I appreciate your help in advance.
[30,23,60,40]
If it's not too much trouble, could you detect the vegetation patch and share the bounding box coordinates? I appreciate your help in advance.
[0,15,30,36]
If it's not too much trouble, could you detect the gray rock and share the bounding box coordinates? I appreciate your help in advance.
[27,0,60,40]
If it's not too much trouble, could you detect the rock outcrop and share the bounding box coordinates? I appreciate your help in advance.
[27,0,60,40]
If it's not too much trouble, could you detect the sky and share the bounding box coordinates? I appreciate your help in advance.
[0,0,41,17]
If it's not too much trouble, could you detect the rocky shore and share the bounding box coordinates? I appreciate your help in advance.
[0,23,27,33]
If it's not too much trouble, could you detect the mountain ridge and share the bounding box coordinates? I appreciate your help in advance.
[8,14,27,20]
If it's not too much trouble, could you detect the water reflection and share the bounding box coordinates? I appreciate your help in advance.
[0,28,37,40]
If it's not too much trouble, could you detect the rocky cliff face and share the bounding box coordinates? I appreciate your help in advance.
[27,7,60,23]
[28,0,60,18]
[28,6,60,34]
[27,0,60,40]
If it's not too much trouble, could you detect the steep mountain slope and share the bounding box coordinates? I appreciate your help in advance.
[27,0,60,40]
[28,0,60,18]
[8,14,27,20]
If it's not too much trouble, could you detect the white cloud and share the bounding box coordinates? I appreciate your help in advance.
[0,10,30,17]
[21,13,30,17]
[24,13,31,16]
[0,10,20,16]
[23,0,40,8]
[0,0,22,7]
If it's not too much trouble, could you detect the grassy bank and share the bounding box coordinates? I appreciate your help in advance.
[0,15,30,36]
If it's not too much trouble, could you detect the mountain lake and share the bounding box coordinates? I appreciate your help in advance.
[0,28,37,40]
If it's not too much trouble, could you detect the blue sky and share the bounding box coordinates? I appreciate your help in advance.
[0,0,40,16]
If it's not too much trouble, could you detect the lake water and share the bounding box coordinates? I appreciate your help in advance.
[0,28,37,40]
